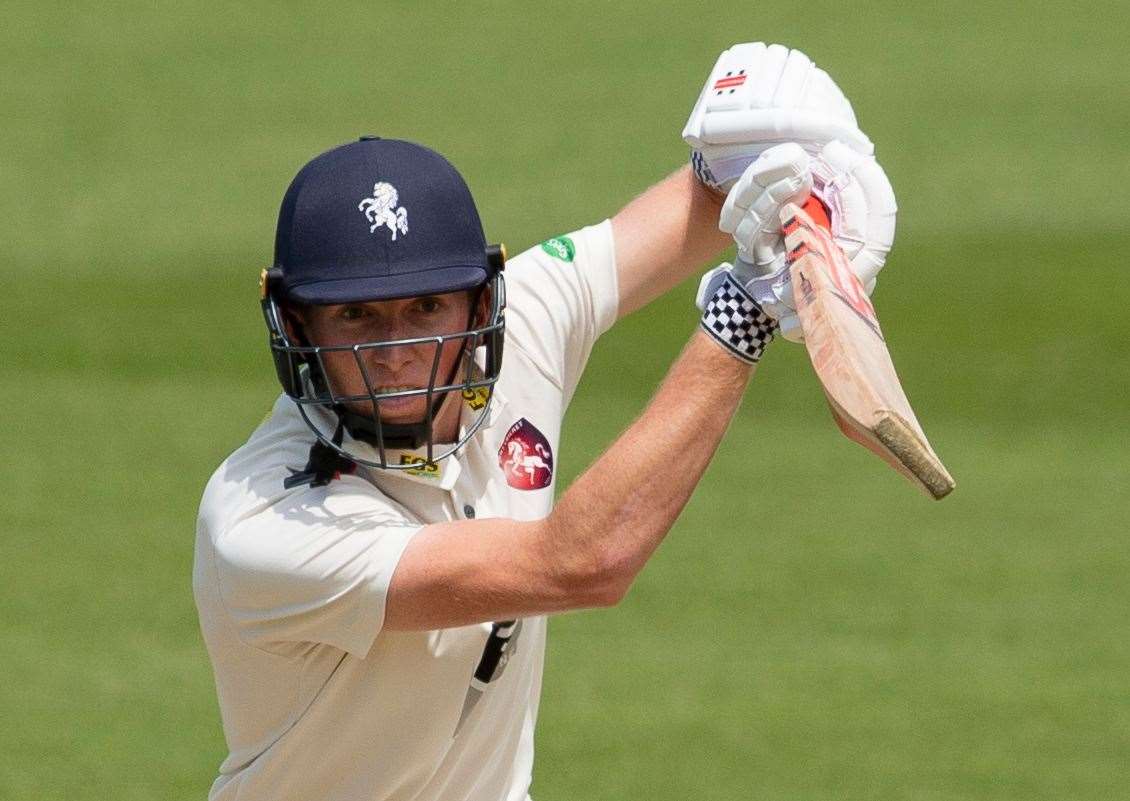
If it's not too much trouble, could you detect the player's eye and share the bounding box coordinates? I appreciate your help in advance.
[339,306,367,321]
[417,297,442,314]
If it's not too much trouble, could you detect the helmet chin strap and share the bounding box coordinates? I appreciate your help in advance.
[283,417,358,489]
[336,390,454,451]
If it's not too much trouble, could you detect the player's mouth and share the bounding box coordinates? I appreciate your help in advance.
[375,384,421,394]
[372,384,430,414]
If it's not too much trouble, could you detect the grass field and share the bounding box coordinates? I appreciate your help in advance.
[2,2,1128,799]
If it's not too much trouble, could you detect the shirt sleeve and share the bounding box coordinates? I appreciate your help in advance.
[211,475,421,658]
[503,219,619,404]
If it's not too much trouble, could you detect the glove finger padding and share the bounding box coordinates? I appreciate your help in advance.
[719,143,812,270]
[684,42,873,193]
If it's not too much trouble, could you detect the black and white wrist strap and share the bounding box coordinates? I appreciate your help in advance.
[698,270,778,364]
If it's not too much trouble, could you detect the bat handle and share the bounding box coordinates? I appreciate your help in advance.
[741,195,834,280]
[797,194,833,232]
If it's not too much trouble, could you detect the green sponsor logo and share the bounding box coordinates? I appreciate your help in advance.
[540,236,575,262]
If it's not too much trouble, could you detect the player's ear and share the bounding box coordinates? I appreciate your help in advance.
[282,304,311,345]
[472,287,491,327]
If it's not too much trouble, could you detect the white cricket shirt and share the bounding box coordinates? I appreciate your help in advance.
[194,220,618,801]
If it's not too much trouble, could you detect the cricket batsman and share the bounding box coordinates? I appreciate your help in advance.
[194,43,898,800]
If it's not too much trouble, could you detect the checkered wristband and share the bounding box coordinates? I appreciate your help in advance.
[699,272,778,364]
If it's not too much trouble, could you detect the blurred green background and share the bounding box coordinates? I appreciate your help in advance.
[2,1,1127,799]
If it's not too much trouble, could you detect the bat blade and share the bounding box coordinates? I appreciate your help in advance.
[781,203,955,499]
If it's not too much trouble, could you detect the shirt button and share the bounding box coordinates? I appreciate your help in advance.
[463,504,476,519]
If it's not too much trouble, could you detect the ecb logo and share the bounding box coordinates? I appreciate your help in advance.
[358,181,409,240]
[498,418,553,491]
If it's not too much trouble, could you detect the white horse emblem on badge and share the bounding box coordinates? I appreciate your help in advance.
[497,418,554,490]
[358,182,409,240]
[503,439,551,483]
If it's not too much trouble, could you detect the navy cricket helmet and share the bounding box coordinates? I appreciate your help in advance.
[259,137,507,479]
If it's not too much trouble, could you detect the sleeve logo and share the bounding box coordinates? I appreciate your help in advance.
[539,236,575,262]
[498,418,554,490]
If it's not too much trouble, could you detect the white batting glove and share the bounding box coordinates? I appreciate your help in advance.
[712,143,810,339]
[683,42,872,194]
[719,143,812,273]
[717,141,897,343]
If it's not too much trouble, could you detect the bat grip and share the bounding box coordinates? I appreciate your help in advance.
[798,194,832,232]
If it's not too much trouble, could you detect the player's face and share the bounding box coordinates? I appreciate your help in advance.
[294,290,482,427]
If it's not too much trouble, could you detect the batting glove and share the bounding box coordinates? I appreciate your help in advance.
[684,42,872,194]
[810,140,897,296]
[720,141,897,342]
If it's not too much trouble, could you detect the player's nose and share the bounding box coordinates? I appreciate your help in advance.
[370,341,414,374]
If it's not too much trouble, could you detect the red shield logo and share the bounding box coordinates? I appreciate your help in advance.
[498,418,554,490]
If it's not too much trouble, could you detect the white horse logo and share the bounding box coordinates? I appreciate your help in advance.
[503,439,551,484]
[357,182,409,240]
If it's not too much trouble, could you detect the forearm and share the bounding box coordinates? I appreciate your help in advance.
[612,165,730,317]
[384,331,753,630]
[542,330,753,603]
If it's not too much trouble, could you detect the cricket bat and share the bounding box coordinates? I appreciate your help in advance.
[781,202,955,500]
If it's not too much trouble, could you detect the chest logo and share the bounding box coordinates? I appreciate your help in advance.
[358,181,409,240]
[498,418,553,490]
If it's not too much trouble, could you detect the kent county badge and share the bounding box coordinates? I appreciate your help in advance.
[498,418,554,491]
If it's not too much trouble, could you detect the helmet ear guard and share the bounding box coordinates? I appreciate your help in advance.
[260,267,306,399]
[482,243,506,384]
[486,243,507,275]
